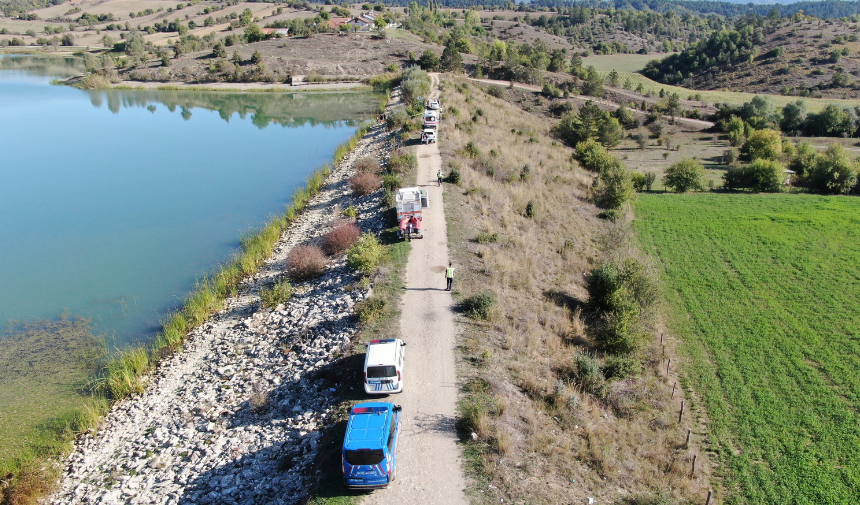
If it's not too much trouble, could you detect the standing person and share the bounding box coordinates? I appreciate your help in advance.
[437,169,444,187]
[445,262,454,291]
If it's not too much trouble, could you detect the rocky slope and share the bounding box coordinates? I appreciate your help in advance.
[51,98,397,505]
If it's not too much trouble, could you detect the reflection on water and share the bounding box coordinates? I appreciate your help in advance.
[0,54,87,77]
[85,88,379,129]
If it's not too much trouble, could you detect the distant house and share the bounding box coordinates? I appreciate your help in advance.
[328,17,349,30]
[262,27,289,36]
[346,14,376,31]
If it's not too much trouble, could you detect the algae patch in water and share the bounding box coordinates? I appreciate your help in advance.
[0,316,105,467]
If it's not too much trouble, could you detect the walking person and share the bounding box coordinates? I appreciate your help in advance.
[437,169,444,187]
[445,262,454,291]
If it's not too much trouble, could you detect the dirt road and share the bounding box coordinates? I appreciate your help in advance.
[362,74,467,505]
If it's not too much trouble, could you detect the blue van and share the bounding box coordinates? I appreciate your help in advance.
[342,402,402,489]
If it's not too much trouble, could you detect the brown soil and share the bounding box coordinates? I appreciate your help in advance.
[120,31,430,84]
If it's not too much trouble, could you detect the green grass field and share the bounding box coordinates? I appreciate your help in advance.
[634,194,860,504]
[598,70,860,112]
[582,53,661,72]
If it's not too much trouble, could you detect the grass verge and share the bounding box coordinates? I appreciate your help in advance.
[0,122,373,505]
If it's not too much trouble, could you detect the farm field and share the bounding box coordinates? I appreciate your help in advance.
[634,194,860,504]
[582,53,663,72]
[599,70,860,112]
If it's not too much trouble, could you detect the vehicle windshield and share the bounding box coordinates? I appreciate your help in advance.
[367,365,397,378]
[344,449,385,465]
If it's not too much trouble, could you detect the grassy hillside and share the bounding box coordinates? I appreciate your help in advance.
[634,194,860,504]
[643,14,860,99]
[441,77,713,505]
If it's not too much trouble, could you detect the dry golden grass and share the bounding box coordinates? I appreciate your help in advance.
[441,76,713,505]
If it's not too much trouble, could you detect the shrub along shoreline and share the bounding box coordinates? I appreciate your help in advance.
[0,120,373,505]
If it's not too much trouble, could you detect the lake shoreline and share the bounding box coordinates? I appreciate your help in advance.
[0,81,390,502]
[45,94,398,504]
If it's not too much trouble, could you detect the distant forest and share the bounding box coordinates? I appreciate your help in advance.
[362,0,860,20]
[6,0,860,21]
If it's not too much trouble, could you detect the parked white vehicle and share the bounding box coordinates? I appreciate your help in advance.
[364,339,406,394]
[421,128,436,144]
[427,99,441,110]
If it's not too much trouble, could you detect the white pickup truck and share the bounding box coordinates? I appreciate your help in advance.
[421,128,436,144]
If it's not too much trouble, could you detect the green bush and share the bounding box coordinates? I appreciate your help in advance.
[597,209,622,221]
[525,200,536,218]
[741,128,783,161]
[745,158,783,192]
[603,354,640,380]
[574,138,618,173]
[446,165,462,184]
[597,289,646,354]
[463,141,480,158]
[259,278,293,309]
[595,163,634,210]
[476,231,499,244]
[586,258,658,315]
[631,171,647,192]
[809,143,858,194]
[347,232,386,275]
[382,173,402,192]
[571,352,607,399]
[400,66,430,103]
[663,158,705,192]
[460,291,496,320]
[356,297,386,323]
[341,206,358,218]
[388,148,417,173]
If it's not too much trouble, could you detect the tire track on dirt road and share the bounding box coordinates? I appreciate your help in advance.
[362,73,467,505]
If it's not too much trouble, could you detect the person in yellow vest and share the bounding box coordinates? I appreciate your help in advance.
[445,262,454,291]
[437,170,443,187]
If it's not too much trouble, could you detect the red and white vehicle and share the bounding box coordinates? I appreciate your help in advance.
[395,187,428,240]
[423,110,438,129]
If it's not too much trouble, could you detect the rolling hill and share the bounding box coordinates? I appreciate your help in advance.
[642,12,860,99]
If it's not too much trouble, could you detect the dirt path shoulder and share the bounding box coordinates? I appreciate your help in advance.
[362,73,467,505]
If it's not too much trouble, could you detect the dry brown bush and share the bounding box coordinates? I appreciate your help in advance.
[349,172,381,196]
[321,222,361,256]
[287,244,326,281]
[353,156,380,173]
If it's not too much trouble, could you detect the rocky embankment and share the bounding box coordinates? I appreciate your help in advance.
[51,98,397,505]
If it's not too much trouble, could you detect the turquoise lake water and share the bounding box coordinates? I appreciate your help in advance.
[0,55,377,346]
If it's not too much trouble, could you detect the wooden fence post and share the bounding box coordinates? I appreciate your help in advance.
[667,358,671,375]
[705,489,713,505]
[672,381,677,398]
[691,454,697,477]
[679,400,685,423]
[686,428,692,447]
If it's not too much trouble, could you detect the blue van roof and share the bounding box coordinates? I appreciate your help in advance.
[344,402,392,451]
